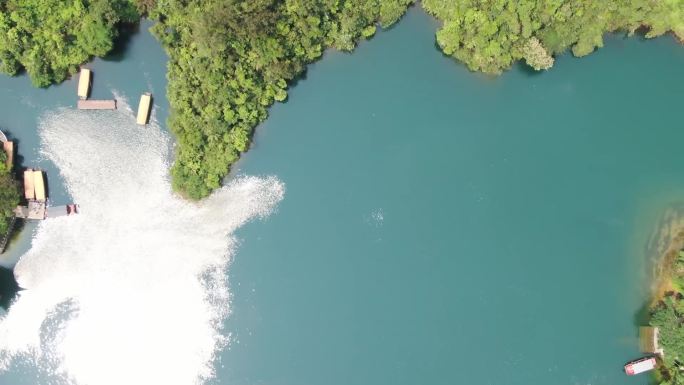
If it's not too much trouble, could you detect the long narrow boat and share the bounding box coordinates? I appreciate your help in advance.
[23,169,34,200]
[78,69,91,99]
[136,92,152,125]
[624,357,657,375]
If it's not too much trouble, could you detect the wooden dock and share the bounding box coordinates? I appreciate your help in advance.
[640,326,664,355]
[77,99,116,110]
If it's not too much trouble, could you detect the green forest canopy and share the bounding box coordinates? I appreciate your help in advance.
[0,0,682,198]
[423,0,684,74]
[0,151,20,237]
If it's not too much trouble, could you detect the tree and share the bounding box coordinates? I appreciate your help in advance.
[0,151,19,236]
[0,0,138,86]
[523,37,554,71]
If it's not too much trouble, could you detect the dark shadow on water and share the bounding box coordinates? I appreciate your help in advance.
[8,136,25,182]
[431,39,487,77]
[514,61,545,77]
[284,67,309,93]
[103,23,140,62]
[633,301,652,328]
[0,267,19,310]
[42,171,50,202]
[5,218,25,250]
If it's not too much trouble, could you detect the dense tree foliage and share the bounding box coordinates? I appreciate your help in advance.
[1,0,683,198]
[423,0,684,74]
[0,152,20,237]
[153,0,684,198]
[0,0,138,86]
[650,249,684,384]
[651,292,684,385]
[150,0,413,199]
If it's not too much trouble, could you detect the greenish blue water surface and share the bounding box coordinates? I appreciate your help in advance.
[0,7,683,385]
[221,9,684,385]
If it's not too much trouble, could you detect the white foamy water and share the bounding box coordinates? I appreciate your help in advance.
[0,105,284,385]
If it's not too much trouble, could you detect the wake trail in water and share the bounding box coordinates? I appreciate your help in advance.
[0,104,284,385]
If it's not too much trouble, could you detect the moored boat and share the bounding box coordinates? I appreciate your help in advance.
[624,356,657,375]
[78,68,91,99]
[136,92,152,125]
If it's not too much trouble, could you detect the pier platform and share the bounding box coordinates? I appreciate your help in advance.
[15,204,78,220]
[45,205,78,218]
[77,100,116,110]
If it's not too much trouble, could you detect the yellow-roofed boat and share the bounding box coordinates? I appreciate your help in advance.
[137,93,152,125]
[23,169,34,200]
[78,69,91,99]
[33,170,45,202]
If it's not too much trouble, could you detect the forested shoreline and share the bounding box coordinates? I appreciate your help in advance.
[648,222,684,385]
[424,0,684,74]
[0,0,139,86]
[0,0,683,198]
[150,0,414,198]
[0,151,19,238]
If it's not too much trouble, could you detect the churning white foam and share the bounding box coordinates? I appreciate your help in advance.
[0,105,284,385]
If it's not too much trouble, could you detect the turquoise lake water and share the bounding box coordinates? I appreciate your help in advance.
[2,7,684,385]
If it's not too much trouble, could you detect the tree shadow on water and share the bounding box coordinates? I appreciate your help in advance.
[513,60,545,77]
[103,23,140,62]
[0,267,19,310]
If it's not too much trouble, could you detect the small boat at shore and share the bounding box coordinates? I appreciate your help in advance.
[625,357,657,375]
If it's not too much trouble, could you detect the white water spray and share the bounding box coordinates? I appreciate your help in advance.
[0,104,284,385]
